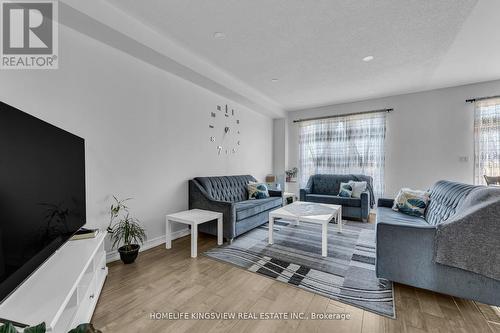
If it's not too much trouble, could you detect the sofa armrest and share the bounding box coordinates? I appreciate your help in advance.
[300,187,311,201]
[360,191,370,221]
[376,220,437,282]
[188,180,236,239]
[268,190,283,197]
[378,198,394,208]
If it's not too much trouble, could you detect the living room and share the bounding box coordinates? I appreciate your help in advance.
[0,1,499,333]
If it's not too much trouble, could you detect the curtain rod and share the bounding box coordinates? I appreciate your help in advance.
[292,108,393,123]
[466,95,500,103]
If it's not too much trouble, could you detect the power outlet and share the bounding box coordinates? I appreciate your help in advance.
[459,156,469,162]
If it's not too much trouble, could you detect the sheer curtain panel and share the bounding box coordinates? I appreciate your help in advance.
[474,98,500,185]
[299,112,387,197]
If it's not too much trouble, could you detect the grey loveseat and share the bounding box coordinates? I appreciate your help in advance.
[300,174,374,221]
[376,180,500,305]
[189,175,282,242]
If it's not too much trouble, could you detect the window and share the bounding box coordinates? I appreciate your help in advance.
[299,112,386,197]
[474,98,500,184]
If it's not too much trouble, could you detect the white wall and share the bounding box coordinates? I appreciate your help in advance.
[272,118,287,189]
[287,80,500,197]
[0,24,273,253]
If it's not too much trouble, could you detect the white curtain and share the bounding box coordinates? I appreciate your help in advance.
[474,98,500,184]
[299,112,386,197]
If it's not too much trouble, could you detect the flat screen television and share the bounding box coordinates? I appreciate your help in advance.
[0,101,86,303]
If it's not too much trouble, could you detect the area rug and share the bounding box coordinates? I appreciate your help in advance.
[204,219,395,318]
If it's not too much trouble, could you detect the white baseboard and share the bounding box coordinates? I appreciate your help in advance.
[106,227,190,263]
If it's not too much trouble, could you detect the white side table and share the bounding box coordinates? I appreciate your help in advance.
[165,209,223,258]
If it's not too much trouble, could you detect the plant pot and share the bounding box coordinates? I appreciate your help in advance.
[118,244,140,264]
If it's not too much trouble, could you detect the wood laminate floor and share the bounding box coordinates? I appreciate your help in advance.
[92,231,500,333]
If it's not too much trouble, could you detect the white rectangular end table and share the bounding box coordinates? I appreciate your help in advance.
[165,209,223,258]
[268,201,342,257]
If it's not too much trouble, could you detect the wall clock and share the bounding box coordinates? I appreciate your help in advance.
[209,104,240,155]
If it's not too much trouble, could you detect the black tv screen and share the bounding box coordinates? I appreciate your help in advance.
[0,101,86,303]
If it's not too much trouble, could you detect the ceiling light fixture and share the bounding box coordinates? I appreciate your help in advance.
[213,32,226,39]
[362,55,374,62]
[271,78,279,82]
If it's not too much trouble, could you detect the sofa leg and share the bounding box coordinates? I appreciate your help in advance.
[228,238,234,245]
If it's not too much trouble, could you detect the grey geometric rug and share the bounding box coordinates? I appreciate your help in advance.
[205,219,395,318]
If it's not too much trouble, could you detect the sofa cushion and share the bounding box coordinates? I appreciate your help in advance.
[425,180,477,225]
[194,175,256,202]
[376,207,429,227]
[306,194,361,207]
[247,182,270,199]
[338,182,353,197]
[392,188,430,218]
[235,197,282,221]
[349,180,367,198]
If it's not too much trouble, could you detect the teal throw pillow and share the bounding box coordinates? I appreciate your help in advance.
[338,182,353,197]
[247,182,270,200]
[392,188,430,218]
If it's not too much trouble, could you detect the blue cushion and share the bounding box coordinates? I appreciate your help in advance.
[235,197,282,221]
[376,207,429,227]
[306,194,361,207]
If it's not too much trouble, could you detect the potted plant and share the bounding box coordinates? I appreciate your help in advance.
[107,196,146,264]
[110,213,146,264]
[106,196,131,233]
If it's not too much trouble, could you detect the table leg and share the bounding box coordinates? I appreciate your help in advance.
[191,223,198,258]
[338,206,343,233]
[322,222,328,257]
[217,217,223,245]
[165,218,172,249]
[268,216,274,244]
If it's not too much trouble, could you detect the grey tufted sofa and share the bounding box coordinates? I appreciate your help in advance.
[300,174,374,221]
[189,175,282,242]
[376,180,500,305]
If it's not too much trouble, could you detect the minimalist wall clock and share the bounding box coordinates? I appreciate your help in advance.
[210,105,240,155]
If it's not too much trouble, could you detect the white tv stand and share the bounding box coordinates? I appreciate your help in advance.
[0,232,108,332]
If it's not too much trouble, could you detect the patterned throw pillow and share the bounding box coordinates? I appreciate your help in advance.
[349,181,367,198]
[247,182,270,200]
[338,182,353,197]
[392,188,430,218]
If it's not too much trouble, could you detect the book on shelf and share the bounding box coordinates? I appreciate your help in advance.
[70,227,100,240]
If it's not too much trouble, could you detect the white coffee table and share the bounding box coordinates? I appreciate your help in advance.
[268,201,342,257]
[165,209,223,258]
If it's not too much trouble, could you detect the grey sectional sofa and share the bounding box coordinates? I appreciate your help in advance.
[376,180,500,305]
[189,175,282,242]
[300,174,374,221]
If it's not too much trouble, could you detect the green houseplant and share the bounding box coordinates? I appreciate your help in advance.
[110,214,146,264]
[106,196,131,233]
[108,197,146,264]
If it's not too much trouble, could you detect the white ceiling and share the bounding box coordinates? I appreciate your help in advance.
[105,0,500,112]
